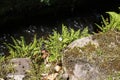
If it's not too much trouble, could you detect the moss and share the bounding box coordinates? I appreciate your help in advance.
[63,43,97,72]
[63,30,120,78]
[93,30,120,74]
[63,47,82,71]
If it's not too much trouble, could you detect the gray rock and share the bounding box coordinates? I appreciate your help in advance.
[67,36,99,49]
[62,60,105,80]
[62,30,120,80]
[7,75,25,80]
[62,36,102,80]
[72,63,103,80]
[7,58,31,80]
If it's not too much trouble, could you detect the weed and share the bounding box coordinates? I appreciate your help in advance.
[0,56,15,79]
[96,12,120,32]
[44,24,90,62]
[3,35,43,59]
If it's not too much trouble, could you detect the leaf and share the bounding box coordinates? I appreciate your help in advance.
[81,27,89,37]
[20,36,26,49]
[11,36,19,47]
[101,15,108,27]
[29,35,37,50]
[62,38,69,43]
[74,29,80,38]
[70,28,75,37]
[96,12,120,32]
[48,55,56,62]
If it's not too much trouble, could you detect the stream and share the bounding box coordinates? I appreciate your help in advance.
[0,4,119,56]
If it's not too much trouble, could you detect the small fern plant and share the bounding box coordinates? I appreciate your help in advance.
[44,24,90,62]
[4,35,43,58]
[96,12,120,32]
[61,24,90,47]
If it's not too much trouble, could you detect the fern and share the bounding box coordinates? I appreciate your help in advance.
[96,12,120,32]
[4,35,43,58]
[44,24,90,62]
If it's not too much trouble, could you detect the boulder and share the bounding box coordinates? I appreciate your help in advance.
[6,58,31,80]
[62,30,120,80]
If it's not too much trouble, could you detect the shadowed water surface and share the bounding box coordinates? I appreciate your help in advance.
[0,5,119,55]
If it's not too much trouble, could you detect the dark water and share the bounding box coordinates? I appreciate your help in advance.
[0,5,119,55]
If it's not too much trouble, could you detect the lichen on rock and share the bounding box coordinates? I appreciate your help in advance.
[62,30,120,80]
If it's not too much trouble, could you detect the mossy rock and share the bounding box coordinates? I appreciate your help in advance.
[6,58,31,80]
[62,30,120,80]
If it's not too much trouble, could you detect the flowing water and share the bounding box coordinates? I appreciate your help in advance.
[0,5,119,55]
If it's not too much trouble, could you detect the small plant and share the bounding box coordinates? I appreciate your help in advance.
[44,28,63,62]
[61,24,90,46]
[0,56,15,79]
[4,35,43,58]
[44,24,90,62]
[96,12,120,32]
[0,56,6,78]
[24,63,44,80]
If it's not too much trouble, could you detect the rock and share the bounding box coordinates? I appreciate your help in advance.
[0,78,4,80]
[7,75,25,80]
[62,30,120,80]
[6,58,31,80]
[70,62,104,80]
[54,65,62,72]
[67,35,99,49]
